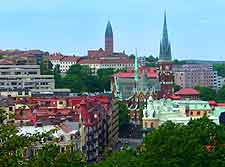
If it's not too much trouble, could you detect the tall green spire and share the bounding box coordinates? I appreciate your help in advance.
[134,49,138,82]
[159,11,172,61]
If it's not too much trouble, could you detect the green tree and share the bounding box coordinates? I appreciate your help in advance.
[173,84,182,92]
[53,65,63,88]
[28,144,85,167]
[0,108,7,124]
[195,86,216,101]
[145,55,158,67]
[40,60,53,75]
[213,64,225,77]
[97,68,115,91]
[94,117,225,167]
[118,101,129,128]
[173,59,186,65]
[216,85,225,103]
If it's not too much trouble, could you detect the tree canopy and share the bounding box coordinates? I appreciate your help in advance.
[54,64,118,93]
[213,64,225,77]
[195,86,217,101]
[93,117,225,167]
[117,101,129,128]
[195,85,225,102]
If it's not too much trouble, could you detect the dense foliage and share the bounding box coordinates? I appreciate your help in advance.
[173,84,182,92]
[54,64,117,93]
[92,117,225,167]
[195,86,217,101]
[145,55,158,67]
[118,101,130,128]
[195,86,225,102]
[213,64,225,77]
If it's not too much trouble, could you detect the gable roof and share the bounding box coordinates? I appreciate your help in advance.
[175,88,200,96]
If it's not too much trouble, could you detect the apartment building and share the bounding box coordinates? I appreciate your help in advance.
[174,64,214,88]
[0,65,54,96]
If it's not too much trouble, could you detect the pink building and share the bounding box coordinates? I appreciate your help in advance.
[174,64,214,88]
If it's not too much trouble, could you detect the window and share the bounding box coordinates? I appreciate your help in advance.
[25,90,29,96]
[150,122,154,128]
[197,111,200,116]
[59,101,64,105]
[9,107,13,111]
[145,122,148,128]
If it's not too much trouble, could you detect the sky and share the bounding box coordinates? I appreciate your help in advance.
[0,0,225,60]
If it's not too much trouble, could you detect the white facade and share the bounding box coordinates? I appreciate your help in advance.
[59,60,77,73]
[213,71,225,90]
[79,62,134,74]
[49,55,79,73]
[0,65,55,93]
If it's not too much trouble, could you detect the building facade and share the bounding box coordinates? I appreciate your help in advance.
[0,65,54,96]
[174,64,215,88]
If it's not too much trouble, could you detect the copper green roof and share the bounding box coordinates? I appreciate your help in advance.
[105,21,113,38]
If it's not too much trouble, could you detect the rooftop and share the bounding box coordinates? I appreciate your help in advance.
[175,88,200,96]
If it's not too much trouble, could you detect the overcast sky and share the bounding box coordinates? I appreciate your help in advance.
[0,0,224,60]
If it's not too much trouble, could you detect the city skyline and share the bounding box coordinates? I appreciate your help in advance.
[0,0,225,60]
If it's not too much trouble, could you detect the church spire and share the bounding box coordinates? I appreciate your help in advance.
[105,21,114,56]
[159,11,172,62]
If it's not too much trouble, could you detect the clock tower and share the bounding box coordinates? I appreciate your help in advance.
[158,12,174,98]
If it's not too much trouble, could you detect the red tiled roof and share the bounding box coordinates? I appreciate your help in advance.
[15,96,111,127]
[0,59,14,65]
[113,67,158,78]
[217,103,225,107]
[169,95,181,100]
[78,55,133,65]
[175,88,200,96]
[113,72,134,78]
[48,55,63,61]
[208,101,217,106]
[61,56,80,62]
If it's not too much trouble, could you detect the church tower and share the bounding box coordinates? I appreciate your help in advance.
[105,21,114,56]
[158,12,174,98]
[159,12,171,61]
